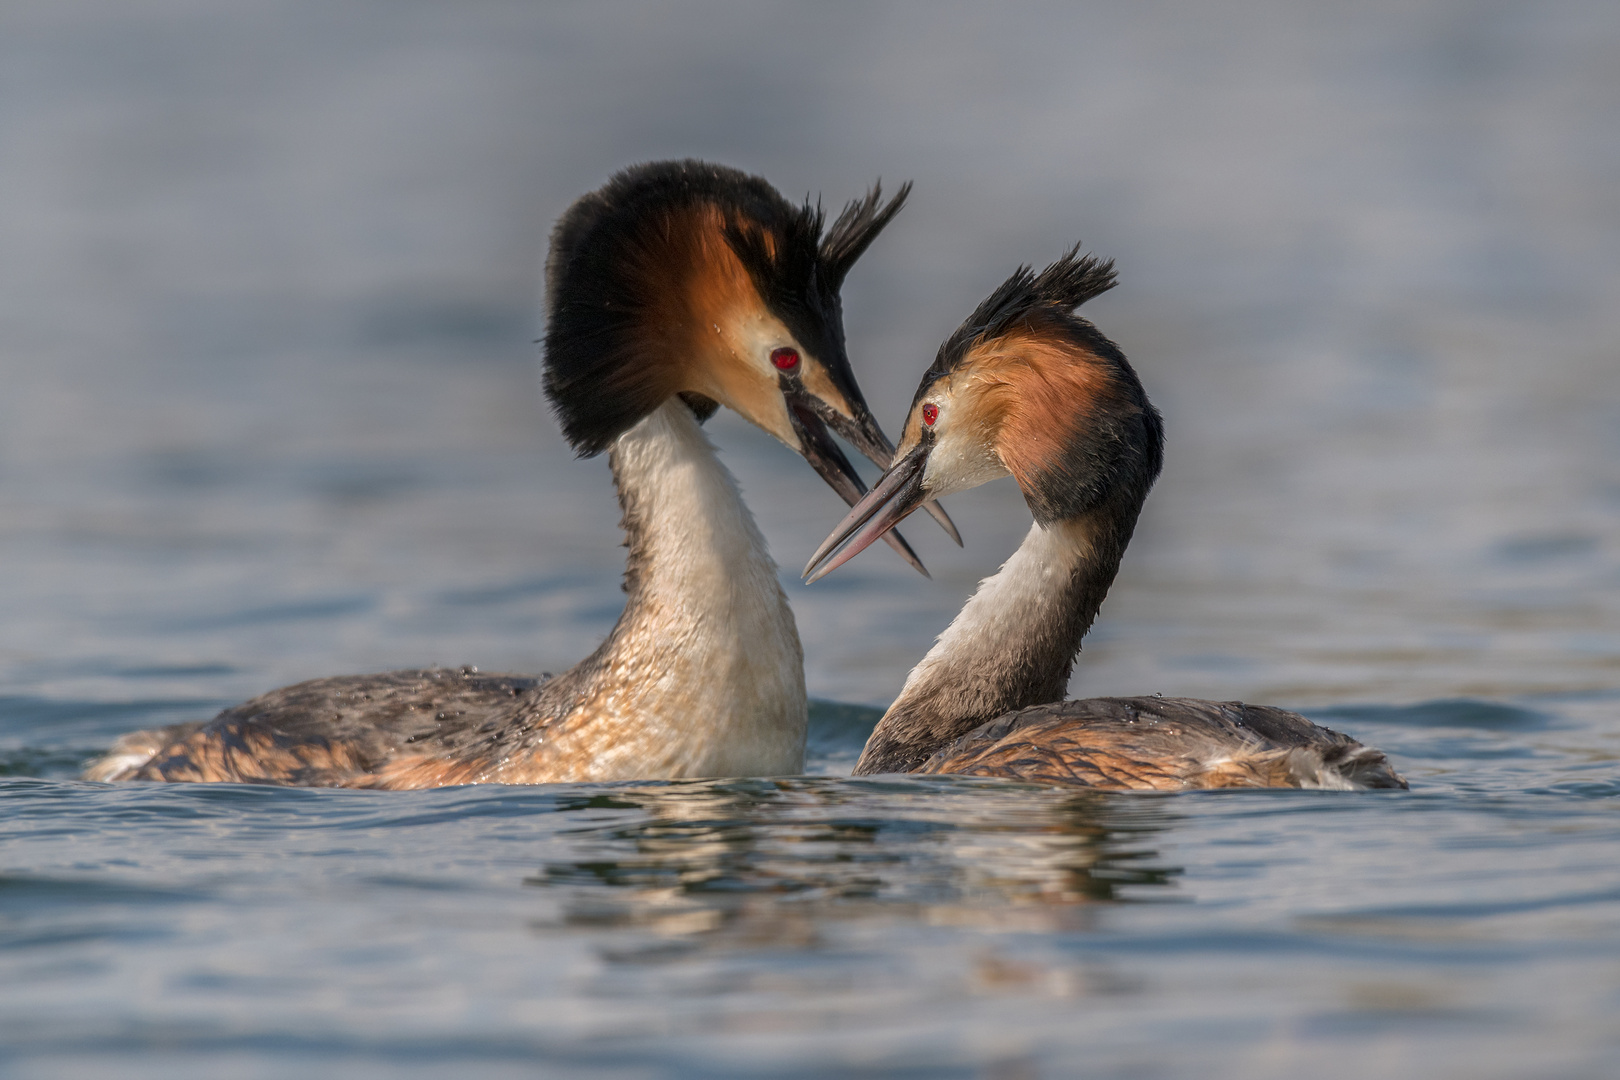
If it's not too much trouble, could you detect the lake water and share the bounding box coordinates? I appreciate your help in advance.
[1,1,1618,1076]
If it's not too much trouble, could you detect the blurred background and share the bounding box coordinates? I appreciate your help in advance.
[3,5,1619,1077]
[0,0,1616,716]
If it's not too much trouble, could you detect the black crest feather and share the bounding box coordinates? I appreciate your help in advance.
[919,246,1117,400]
[919,246,1161,526]
[542,160,908,456]
[938,245,1115,365]
[820,181,911,290]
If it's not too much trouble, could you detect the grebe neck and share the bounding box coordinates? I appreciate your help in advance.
[853,505,1133,775]
[499,399,806,781]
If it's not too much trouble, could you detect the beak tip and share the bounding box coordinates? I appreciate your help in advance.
[924,500,963,546]
[802,444,931,587]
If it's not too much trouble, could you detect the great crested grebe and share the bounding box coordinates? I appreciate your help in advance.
[805,249,1406,791]
[84,159,957,788]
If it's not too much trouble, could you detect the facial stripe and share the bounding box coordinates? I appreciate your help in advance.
[966,332,1113,493]
[643,207,803,447]
[905,329,1117,509]
[799,357,854,420]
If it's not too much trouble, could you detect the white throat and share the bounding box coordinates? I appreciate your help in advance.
[520,400,807,780]
[892,518,1093,717]
[853,514,1106,774]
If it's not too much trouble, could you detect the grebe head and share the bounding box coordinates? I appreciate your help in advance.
[805,246,1164,581]
[543,159,912,497]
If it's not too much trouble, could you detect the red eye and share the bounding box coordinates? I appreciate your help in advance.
[922,403,939,426]
[771,347,800,371]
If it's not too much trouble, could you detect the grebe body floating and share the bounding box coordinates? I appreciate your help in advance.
[85,160,958,788]
[806,249,1405,791]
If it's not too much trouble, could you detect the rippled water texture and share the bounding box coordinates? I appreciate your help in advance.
[2,2,1618,1076]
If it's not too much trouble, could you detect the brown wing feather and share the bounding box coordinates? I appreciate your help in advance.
[920,697,1406,791]
[83,669,548,787]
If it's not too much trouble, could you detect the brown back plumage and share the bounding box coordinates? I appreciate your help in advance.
[921,697,1408,791]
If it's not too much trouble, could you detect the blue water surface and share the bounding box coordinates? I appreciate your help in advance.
[4,696,1620,1078]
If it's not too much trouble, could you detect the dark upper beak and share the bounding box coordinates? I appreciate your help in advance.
[785,391,929,577]
[791,386,961,548]
[802,441,931,583]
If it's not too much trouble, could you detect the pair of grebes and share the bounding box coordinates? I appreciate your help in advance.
[86,160,1404,792]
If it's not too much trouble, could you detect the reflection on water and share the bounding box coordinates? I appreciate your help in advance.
[0,698,1617,1076]
[529,779,1182,956]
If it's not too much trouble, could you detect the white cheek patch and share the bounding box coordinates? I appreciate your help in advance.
[703,307,803,449]
[726,309,796,372]
[920,422,1009,499]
